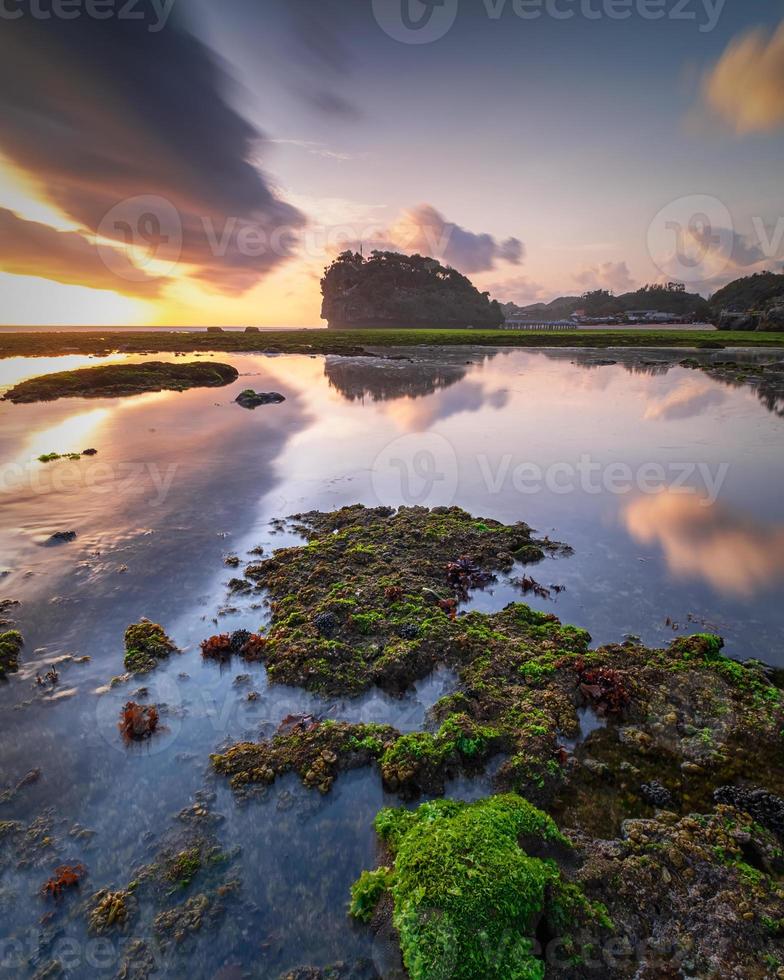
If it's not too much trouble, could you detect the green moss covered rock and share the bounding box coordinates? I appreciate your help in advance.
[0,630,23,678]
[352,795,604,980]
[123,621,178,674]
[3,361,239,404]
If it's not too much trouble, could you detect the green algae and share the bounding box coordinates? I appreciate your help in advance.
[123,621,178,674]
[349,867,394,923]
[211,720,399,795]
[352,795,603,980]
[4,360,239,404]
[37,452,82,463]
[205,504,784,977]
[0,629,23,678]
[214,508,784,813]
[243,504,569,696]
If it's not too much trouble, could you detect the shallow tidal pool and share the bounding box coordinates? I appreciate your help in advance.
[0,344,782,977]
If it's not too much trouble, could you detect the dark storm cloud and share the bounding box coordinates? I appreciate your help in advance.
[0,208,166,298]
[0,2,304,294]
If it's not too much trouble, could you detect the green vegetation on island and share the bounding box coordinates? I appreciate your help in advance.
[2,360,239,403]
[320,250,504,329]
[710,272,784,331]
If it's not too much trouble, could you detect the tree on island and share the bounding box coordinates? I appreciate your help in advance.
[320,250,504,329]
[709,271,784,313]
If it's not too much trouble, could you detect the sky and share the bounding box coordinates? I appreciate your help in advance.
[1,0,784,326]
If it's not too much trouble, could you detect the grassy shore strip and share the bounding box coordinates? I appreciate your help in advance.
[1,328,784,360]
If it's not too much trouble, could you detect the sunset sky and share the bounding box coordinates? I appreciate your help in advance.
[1,0,784,326]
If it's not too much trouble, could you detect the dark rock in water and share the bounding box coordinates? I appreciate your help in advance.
[279,961,380,980]
[640,779,673,808]
[313,611,339,639]
[46,531,77,546]
[229,629,252,654]
[714,785,784,838]
[82,448,98,456]
[235,389,286,410]
[586,358,618,366]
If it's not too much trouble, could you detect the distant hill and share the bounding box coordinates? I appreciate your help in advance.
[321,251,504,329]
[503,284,712,320]
[501,297,581,320]
[709,271,784,312]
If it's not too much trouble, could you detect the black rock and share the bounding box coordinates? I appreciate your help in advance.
[229,629,252,654]
[397,623,420,640]
[46,531,77,546]
[641,780,673,808]
[314,612,339,639]
[235,389,286,410]
[82,448,98,456]
[714,786,784,838]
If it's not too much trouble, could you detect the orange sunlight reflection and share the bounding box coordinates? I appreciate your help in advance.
[623,492,784,597]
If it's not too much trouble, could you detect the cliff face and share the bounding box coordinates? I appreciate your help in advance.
[320,251,504,329]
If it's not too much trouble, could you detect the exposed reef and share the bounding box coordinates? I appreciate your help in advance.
[680,356,784,416]
[3,360,239,403]
[208,504,784,977]
[123,620,178,674]
[242,504,568,696]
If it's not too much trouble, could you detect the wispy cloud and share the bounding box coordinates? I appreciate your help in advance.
[701,19,784,134]
[269,139,357,162]
[0,207,167,298]
[573,261,635,293]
